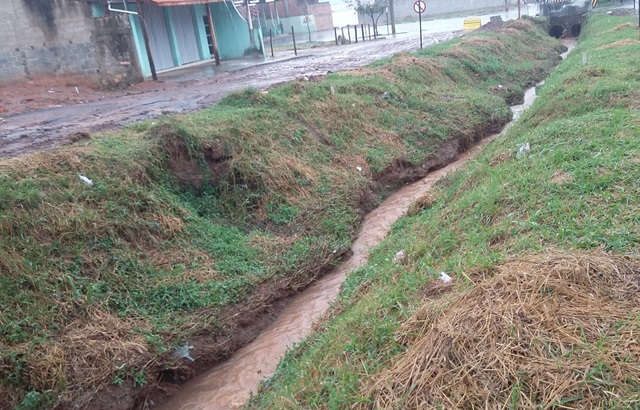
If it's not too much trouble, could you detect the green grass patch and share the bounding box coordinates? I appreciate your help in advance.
[0,20,562,409]
[248,13,640,410]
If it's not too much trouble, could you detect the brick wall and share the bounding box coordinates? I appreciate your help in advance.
[308,3,334,31]
[0,0,142,88]
[274,0,334,28]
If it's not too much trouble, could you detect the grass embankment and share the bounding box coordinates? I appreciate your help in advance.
[0,20,561,409]
[249,13,640,410]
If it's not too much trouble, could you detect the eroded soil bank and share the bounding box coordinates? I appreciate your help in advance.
[0,20,564,410]
[0,33,460,160]
[159,35,577,404]
[158,120,515,410]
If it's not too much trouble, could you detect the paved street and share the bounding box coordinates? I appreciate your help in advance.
[0,8,536,158]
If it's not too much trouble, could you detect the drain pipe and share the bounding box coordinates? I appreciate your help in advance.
[107,1,158,81]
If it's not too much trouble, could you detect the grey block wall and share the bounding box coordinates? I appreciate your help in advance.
[0,0,142,87]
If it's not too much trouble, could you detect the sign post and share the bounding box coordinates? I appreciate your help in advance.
[413,0,426,49]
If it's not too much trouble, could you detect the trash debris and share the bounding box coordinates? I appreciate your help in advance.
[75,86,79,94]
[439,271,452,283]
[517,142,530,158]
[380,92,390,101]
[174,344,194,362]
[78,174,93,187]
[392,250,406,265]
[356,166,363,172]
[330,84,336,96]
[0,117,5,123]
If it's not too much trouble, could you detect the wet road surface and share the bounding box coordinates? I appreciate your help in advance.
[0,31,459,159]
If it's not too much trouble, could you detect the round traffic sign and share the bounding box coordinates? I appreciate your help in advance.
[413,0,426,14]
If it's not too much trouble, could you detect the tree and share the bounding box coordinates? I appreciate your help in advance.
[349,0,387,35]
[297,0,313,42]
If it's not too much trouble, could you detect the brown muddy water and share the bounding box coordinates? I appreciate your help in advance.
[159,40,575,410]
[159,140,498,410]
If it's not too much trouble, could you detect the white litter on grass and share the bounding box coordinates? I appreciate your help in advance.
[356,166,363,172]
[330,84,336,95]
[392,250,406,265]
[174,344,194,362]
[517,142,530,158]
[439,271,452,283]
[78,174,93,186]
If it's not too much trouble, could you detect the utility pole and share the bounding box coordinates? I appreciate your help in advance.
[206,3,221,66]
[245,0,256,48]
[518,0,521,18]
[389,0,396,34]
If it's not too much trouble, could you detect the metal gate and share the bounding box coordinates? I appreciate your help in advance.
[171,6,201,64]
[140,4,175,71]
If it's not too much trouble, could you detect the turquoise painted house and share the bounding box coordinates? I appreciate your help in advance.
[93,0,264,77]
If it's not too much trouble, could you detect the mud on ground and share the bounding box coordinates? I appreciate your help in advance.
[0,32,460,160]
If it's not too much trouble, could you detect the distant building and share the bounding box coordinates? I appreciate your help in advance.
[357,0,521,25]
[0,0,143,87]
[237,0,334,37]
[0,0,265,87]
[92,0,264,78]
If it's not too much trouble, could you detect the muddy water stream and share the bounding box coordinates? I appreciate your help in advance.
[160,139,501,409]
[160,123,524,410]
[159,41,575,410]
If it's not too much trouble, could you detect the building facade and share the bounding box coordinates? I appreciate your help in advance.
[0,0,265,87]
[0,0,143,87]
[237,0,334,38]
[94,0,264,78]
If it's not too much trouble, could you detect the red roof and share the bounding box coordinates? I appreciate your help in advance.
[138,0,223,5]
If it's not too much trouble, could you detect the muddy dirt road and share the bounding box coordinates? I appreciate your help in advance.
[0,32,459,159]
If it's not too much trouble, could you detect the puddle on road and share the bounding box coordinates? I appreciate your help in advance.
[158,41,576,410]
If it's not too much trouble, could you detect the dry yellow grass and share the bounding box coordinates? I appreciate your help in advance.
[550,169,573,184]
[598,38,640,49]
[602,22,635,34]
[362,252,640,409]
[24,309,152,407]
